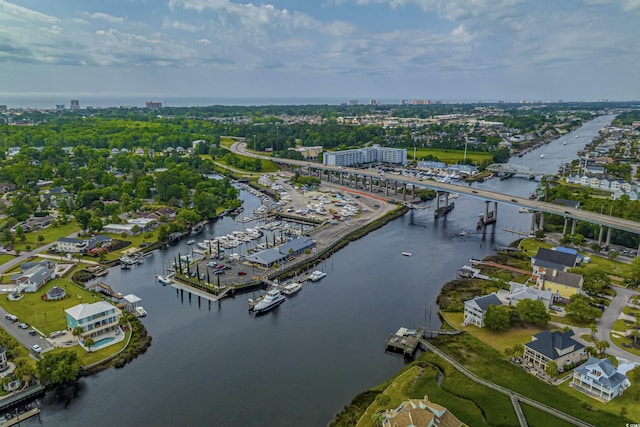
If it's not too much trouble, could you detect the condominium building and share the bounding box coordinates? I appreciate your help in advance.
[322,145,407,167]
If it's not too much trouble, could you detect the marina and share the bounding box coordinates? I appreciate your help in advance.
[32,115,619,426]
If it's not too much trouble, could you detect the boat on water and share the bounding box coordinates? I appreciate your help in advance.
[563,141,567,145]
[156,275,172,285]
[401,252,412,257]
[518,207,532,214]
[308,270,327,282]
[249,288,285,314]
[136,306,147,317]
[540,154,544,158]
[282,282,302,295]
[186,239,195,245]
[459,231,466,236]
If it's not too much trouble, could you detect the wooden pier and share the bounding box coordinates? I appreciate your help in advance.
[385,326,461,357]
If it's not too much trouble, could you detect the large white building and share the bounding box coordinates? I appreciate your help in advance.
[323,145,407,167]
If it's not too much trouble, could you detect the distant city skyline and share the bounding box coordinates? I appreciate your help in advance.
[1,0,639,103]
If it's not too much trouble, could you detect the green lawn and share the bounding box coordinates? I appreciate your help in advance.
[558,369,640,422]
[0,254,14,265]
[412,148,495,165]
[13,221,80,251]
[441,312,546,353]
[611,334,640,357]
[0,277,107,334]
[430,333,630,426]
[520,403,575,427]
[518,238,632,280]
[219,137,235,148]
[623,306,639,316]
[47,328,131,367]
[357,358,518,427]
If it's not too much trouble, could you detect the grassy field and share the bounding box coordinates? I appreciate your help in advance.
[412,148,494,165]
[0,276,107,334]
[46,328,131,366]
[441,312,546,353]
[611,334,640,357]
[13,221,80,252]
[518,238,632,280]
[430,333,630,426]
[356,358,518,427]
[0,254,14,265]
[520,403,575,427]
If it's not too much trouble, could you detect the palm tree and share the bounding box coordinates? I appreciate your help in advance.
[589,323,597,339]
[504,346,515,360]
[72,326,83,340]
[631,295,640,309]
[84,337,95,352]
[595,339,610,356]
[630,329,639,347]
[513,344,524,357]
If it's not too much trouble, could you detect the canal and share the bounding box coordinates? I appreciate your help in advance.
[31,115,615,426]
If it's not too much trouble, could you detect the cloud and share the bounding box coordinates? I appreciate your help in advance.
[81,11,127,23]
[162,17,204,32]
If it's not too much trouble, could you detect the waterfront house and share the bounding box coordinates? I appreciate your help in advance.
[56,237,88,253]
[123,294,142,314]
[463,294,502,327]
[535,269,583,303]
[572,357,630,401]
[382,396,463,427]
[65,301,122,350]
[11,263,54,293]
[506,283,553,309]
[523,330,586,371]
[531,247,578,276]
[566,174,581,185]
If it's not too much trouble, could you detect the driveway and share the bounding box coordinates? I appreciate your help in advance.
[596,286,640,362]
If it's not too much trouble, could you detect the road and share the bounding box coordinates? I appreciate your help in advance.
[596,286,640,362]
[0,305,55,357]
[231,141,640,236]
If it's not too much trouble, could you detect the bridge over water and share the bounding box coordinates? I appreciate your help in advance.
[230,142,640,250]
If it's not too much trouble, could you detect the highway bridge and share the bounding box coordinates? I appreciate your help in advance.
[230,142,640,243]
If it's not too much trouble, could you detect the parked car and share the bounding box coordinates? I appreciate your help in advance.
[18,323,28,329]
[5,314,18,322]
[238,271,247,276]
[214,270,225,275]
[31,344,41,354]
[28,330,37,336]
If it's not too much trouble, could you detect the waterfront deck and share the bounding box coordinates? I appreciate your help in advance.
[385,326,461,357]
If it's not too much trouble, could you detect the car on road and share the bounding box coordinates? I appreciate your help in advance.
[31,344,41,354]
[29,330,37,336]
[5,314,18,322]
[18,323,28,329]
[238,271,247,276]
[510,199,517,203]
[472,190,478,194]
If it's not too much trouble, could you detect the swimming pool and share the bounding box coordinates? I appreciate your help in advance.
[91,336,115,349]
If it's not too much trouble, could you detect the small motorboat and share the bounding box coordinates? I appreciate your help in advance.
[402,252,412,257]
[540,154,544,158]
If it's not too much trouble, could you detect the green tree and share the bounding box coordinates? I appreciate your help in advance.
[15,226,25,242]
[631,257,640,287]
[37,351,82,385]
[545,360,558,377]
[74,209,92,231]
[84,337,95,352]
[574,266,611,295]
[566,295,602,324]
[516,299,550,327]
[484,305,511,331]
[595,339,610,356]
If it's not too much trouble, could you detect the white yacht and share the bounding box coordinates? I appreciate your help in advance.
[401,252,413,257]
[282,282,302,295]
[249,288,286,314]
[156,275,172,285]
[308,270,327,282]
[135,306,147,317]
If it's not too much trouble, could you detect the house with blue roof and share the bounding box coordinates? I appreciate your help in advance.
[572,357,630,401]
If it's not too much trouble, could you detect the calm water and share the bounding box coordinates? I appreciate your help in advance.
[31,115,614,426]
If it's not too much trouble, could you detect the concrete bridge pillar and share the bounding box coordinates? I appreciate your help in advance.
[483,201,490,223]
[444,192,449,207]
[530,214,537,235]
[539,212,544,231]
[385,180,389,196]
[411,184,415,198]
[369,178,373,192]
[605,227,612,247]
[394,180,398,195]
[435,192,441,210]
[598,226,604,246]
[571,219,577,235]
[340,173,344,185]
[493,201,498,221]
[403,183,407,200]
[563,217,569,236]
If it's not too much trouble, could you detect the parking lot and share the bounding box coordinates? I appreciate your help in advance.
[0,305,54,357]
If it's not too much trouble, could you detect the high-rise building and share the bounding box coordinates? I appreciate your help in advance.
[145,101,163,109]
[70,100,80,110]
[322,145,406,167]
[56,104,65,111]
[0,105,7,112]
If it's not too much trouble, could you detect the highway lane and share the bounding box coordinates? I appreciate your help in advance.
[231,141,640,237]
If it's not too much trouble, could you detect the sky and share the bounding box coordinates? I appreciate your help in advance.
[0,0,639,105]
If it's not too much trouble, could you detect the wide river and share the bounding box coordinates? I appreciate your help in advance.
[32,115,614,426]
